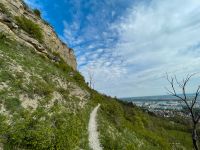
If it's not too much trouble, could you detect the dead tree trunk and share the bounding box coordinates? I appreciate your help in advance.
[88,67,94,89]
[166,74,200,150]
[193,123,199,150]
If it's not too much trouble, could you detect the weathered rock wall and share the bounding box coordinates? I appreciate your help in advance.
[0,0,77,70]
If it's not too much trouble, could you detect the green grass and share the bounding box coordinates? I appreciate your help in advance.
[0,3,10,15]
[0,37,91,149]
[15,16,43,43]
[4,98,21,112]
[89,91,193,150]
[0,36,193,149]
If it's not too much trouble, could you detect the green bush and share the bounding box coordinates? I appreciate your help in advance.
[26,76,54,97]
[52,51,87,88]
[21,0,29,10]
[4,98,21,112]
[43,20,51,26]
[0,3,8,14]
[15,16,43,43]
[33,9,41,17]
[0,32,7,40]
[52,52,74,73]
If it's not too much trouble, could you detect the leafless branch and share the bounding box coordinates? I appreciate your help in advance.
[166,73,200,150]
[191,86,200,109]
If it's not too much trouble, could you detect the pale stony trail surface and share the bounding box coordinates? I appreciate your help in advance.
[88,104,103,150]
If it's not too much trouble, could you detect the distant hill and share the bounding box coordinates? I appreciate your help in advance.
[121,93,197,101]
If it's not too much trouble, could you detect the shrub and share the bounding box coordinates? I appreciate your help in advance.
[43,20,51,26]
[52,51,64,61]
[4,98,21,112]
[0,32,7,40]
[28,76,54,97]
[74,71,85,83]
[52,52,73,72]
[33,9,41,17]
[0,3,12,17]
[0,3,8,14]
[21,0,29,10]
[15,16,43,43]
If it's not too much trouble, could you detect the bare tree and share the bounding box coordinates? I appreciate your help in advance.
[166,74,200,150]
[88,67,95,89]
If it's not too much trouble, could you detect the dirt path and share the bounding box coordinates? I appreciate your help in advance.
[88,104,102,150]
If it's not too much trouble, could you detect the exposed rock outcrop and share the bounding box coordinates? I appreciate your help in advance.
[0,0,77,70]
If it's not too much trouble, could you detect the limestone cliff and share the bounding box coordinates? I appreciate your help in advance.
[0,0,77,70]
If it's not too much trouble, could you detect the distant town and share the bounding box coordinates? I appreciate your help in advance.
[121,94,200,118]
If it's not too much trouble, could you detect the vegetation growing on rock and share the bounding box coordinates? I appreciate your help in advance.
[15,16,43,43]
[0,0,77,70]
[33,9,41,18]
[0,36,90,149]
[0,0,196,149]
[0,3,8,14]
[0,32,194,150]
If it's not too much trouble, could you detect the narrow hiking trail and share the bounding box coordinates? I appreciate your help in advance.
[88,104,102,150]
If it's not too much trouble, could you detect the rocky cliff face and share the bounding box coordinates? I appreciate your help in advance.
[0,0,77,70]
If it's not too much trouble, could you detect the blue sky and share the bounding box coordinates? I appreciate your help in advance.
[25,0,200,97]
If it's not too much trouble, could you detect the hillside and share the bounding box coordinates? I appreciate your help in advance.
[0,0,76,70]
[0,0,193,150]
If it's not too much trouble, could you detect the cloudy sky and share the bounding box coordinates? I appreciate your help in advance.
[25,0,200,97]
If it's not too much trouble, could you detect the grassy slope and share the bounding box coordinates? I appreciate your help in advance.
[91,92,192,150]
[0,36,193,150]
[0,36,92,149]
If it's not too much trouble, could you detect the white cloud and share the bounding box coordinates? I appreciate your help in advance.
[61,21,83,46]
[61,0,200,97]
[108,0,200,97]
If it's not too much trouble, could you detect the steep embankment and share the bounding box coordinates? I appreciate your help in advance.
[91,93,193,150]
[0,0,194,150]
[0,0,76,69]
[0,34,92,149]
